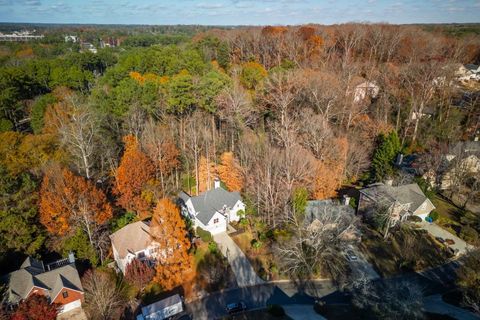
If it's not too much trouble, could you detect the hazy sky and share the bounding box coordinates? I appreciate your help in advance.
[0,0,479,25]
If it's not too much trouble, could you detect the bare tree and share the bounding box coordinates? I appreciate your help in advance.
[82,269,127,320]
[275,206,359,283]
[58,97,99,180]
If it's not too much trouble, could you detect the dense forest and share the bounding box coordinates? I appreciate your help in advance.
[0,23,480,319]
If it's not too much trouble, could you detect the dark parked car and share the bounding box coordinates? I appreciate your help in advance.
[226,301,247,314]
[435,237,445,244]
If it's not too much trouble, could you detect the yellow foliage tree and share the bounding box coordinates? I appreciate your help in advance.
[197,156,216,194]
[313,137,348,199]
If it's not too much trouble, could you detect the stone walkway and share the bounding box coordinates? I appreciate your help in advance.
[213,232,264,288]
[418,222,473,254]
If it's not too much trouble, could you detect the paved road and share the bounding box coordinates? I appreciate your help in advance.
[283,305,326,320]
[213,232,264,287]
[424,294,480,320]
[185,259,468,319]
[185,280,335,319]
[418,222,473,254]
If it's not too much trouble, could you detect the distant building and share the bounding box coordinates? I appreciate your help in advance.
[178,179,245,235]
[1,254,84,314]
[0,30,44,42]
[64,35,78,43]
[353,81,380,103]
[80,42,97,54]
[456,64,480,83]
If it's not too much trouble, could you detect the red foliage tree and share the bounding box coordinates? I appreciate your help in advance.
[124,259,155,289]
[11,294,58,320]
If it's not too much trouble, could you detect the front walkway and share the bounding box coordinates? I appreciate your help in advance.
[418,222,473,254]
[283,305,327,320]
[424,294,480,320]
[213,232,264,287]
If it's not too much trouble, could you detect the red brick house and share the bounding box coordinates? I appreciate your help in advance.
[2,254,84,314]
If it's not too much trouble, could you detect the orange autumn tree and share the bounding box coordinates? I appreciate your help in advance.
[39,166,112,260]
[151,198,193,290]
[197,156,216,194]
[217,152,244,191]
[313,137,348,199]
[114,135,155,217]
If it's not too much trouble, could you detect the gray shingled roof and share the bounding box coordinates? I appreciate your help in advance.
[188,187,242,225]
[304,199,355,225]
[3,257,83,304]
[109,220,152,259]
[360,183,427,213]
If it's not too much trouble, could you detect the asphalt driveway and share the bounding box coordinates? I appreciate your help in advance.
[213,232,264,288]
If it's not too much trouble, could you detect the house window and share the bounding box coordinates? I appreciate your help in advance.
[137,251,146,259]
[62,291,68,299]
[214,218,219,224]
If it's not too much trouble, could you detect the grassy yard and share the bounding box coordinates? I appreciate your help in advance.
[431,194,480,244]
[231,229,284,281]
[359,226,452,277]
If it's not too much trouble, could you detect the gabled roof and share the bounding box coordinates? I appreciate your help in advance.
[360,183,428,213]
[304,199,355,226]
[109,220,152,259]
[3,257,83,304]
[142,294,182,316]
[186,187,242,225]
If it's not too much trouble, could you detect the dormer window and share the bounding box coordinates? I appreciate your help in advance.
[62,291,68,298]
[137,251,146,259]
[214,218,219,224]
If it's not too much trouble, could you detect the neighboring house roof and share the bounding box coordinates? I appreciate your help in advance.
[184,187,242,225]
[451,141,480,155]
[110,220,152,259]
[2,257,83,305]
[304,199,355,225]
[465,64,480,73]
[141,294,182,317]
[360,183,429,214]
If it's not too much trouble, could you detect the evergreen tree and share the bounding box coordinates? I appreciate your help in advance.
[371,131,401,182]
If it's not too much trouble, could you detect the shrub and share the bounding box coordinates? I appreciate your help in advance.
[460,226,478,243]
[208,241,218,253]
[428,211,439,222]
[251,239,262,250]
[408,215,423,223]
[267,304,285,317]
[196,227,213,242]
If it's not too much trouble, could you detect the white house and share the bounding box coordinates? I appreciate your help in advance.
[456,64,480,83]
[109,221,159,274]
[178,180,245,235]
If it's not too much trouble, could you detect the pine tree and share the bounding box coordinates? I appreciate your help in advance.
[371,131,401,182]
